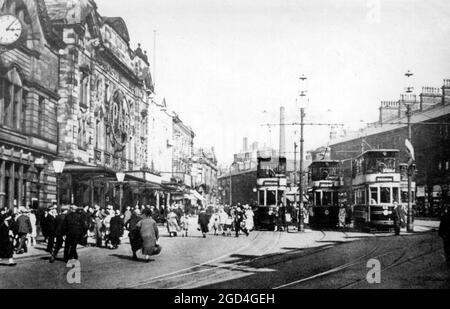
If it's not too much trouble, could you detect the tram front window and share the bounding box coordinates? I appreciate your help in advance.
[393,187,399,203]
[370,187,378,204]
[323,192,332,206]
[315,191,321,205]
[267,190,276,205]
[380,187,391,203]
[401,191,408,203]
[259,190,265,206]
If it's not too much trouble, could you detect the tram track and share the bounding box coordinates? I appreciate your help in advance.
[339,234,442,289]
[126,230,266,288]
[170,230,284,289]
[272,234,382,289]
[127,228,334,289]
[273,231,440,289]
[163,229,370,289]
[152,230,357,289]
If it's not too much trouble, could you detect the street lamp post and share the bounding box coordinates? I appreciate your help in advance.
[34,157,45,209]
[52,160,65,211]
[116,172,125,212]
[297,74,307,232]
[403,70,415,232]
[294,142,298,210]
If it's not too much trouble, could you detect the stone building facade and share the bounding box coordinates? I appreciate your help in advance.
[148,96,173,182]
[44,0,154,207]
[172,112,195,187]
[0,0,65,210]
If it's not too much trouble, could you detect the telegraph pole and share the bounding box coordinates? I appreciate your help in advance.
[299,107,305,232]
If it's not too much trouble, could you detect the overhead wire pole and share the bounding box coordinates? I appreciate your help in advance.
[298,74,307,232]
[404,70,415,232]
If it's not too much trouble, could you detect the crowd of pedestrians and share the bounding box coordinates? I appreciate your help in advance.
[0,203,165,266]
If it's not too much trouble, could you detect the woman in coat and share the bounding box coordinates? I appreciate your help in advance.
[135,209,159,262]
[166,209,180,237]
[0,210,16,266]
[109,210,124,249]
[198,208,210,238]
[127,209,142,261]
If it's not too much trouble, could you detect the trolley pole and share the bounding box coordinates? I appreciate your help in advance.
[298,107,305,232]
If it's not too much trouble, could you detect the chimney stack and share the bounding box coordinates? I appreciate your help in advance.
[279,106,286,157]
[243,137,248,152]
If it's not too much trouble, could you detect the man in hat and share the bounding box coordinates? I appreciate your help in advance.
[49,205,69,263]
[45,205,58,253]
[15,207,32,254]
[439,205,450,268]
[61,206,88,263]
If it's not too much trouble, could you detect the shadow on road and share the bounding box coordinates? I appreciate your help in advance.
[189,231,445,289]
[110,253,154,263]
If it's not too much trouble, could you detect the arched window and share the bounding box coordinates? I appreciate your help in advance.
[0,67,23,130]
[79,74,89,108]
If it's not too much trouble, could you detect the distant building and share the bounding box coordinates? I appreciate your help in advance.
[191,147,218,205]
[148,96,173,182]
[172,112,195,187]
[329,79,450,216]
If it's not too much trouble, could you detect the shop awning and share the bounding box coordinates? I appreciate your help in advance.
[62,163,161,188]
[190,190,205,201]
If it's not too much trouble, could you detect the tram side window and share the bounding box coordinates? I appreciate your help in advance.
[370,187,378,204]
[323,192,332,206]
[259,190,265,206]
[380,187,391,203]
[361,189,366,205]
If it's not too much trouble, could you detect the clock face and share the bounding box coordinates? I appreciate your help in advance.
[0,14,23,46]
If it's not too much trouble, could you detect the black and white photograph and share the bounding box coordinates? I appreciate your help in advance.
[0,0,450,294]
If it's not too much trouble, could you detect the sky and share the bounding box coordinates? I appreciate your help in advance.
[95,0,450,166]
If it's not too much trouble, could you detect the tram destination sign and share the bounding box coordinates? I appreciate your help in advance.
[376,176,394,182]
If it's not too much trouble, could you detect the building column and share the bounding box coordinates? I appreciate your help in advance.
[17,164,23,207]
[90,179,94,207]
[8,163,15,210]
[156,191,160,209]
[0,160,5,209]
[24,174,31,208]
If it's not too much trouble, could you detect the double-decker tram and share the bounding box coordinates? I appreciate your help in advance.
[307,160,342,228]
[351,149,415,231]
[254,152,287,230]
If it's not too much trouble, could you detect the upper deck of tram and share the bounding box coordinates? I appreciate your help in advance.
[308,160,341,189]
[352,149,401,186]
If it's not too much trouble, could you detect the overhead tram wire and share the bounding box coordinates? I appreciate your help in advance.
[260,121,450,127]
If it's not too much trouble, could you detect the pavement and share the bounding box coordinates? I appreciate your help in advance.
[0,217,448,289]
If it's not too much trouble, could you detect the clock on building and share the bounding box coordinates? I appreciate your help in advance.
[0,14,24,47]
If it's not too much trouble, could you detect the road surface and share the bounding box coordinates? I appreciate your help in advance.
[0,218,448,289]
